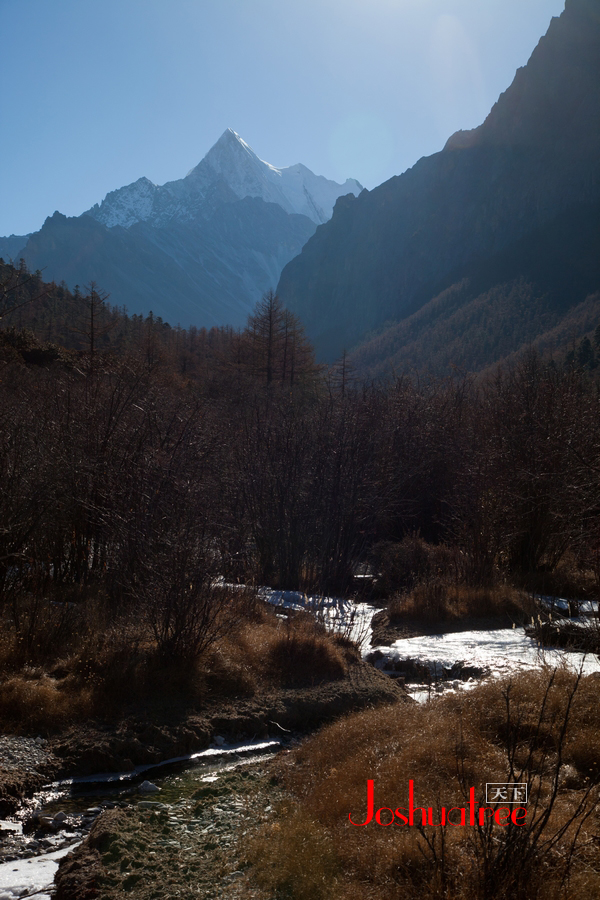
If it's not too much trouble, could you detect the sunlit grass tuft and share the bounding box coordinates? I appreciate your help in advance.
[388,583,531,624]
[245,669,600,900]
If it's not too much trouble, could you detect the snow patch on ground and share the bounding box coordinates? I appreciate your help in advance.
[259,588,378,651]
[0,843,79,900]
[372,627,600,703]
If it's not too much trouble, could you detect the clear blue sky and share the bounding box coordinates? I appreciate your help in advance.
[0,0,565,237]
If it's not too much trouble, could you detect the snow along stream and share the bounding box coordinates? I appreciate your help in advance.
[0,844,78,900]
[0,740,282,900]
[260,588,600,702]
[2,591,599,897]
[370,627,600,702]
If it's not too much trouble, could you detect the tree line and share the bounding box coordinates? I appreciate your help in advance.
[2,261,600,645]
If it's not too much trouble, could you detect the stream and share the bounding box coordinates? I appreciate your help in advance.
[2,592,600,897]
[0,740,283,900]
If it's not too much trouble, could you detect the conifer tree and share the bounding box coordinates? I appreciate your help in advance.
[243,291,318,387]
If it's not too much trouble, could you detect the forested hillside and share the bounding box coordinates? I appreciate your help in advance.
[2,261,600,608]
[350,200,600,378]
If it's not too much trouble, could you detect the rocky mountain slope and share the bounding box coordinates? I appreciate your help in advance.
[277,0,600,366]
[2,130,362,327]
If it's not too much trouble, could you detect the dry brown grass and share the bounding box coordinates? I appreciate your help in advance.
[0,610,203,729]
[264,618,348,687]
[517,552,598,601]
[0,672,93,732]
[213,610,350,691]
[248,806,341,900]
[245,669,600,900]
[203,644,259,698]
[0,598,357,733]
[388,583,531,625]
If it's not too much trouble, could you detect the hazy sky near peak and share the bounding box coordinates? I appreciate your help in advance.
[0,0,565,236]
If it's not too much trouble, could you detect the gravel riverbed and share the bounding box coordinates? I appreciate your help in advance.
[55,760,282,899]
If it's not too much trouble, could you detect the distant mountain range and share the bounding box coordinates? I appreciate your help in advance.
[0,130,362,327]
[277,0,600,372]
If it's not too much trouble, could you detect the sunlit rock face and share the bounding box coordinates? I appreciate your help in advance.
[277,0,600,363]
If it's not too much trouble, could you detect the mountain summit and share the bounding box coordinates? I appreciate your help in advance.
[87,129,362,230]
[4,132,362,327]
[189,129,362,224]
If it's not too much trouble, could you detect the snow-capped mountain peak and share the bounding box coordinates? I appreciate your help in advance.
[189,129,363,224]
[194,127,260,168]
[87,130,363,229]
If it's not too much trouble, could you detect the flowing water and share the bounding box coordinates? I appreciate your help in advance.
[2,593,598,897]
[0,741,282,900]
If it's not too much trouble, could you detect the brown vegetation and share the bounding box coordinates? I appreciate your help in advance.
[4,264,600,899]
[246,670,600,900]
[387,583,531,626]
[2,261,600,736]
[0,592,356,732]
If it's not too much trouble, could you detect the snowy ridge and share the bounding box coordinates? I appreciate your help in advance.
[87,129,362,229]
[189,130,363,224]
[88,176,158,228]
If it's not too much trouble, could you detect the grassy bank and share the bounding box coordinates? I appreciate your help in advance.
[0,597,360,735]
[245,670,600,900]
[51,669,600,900]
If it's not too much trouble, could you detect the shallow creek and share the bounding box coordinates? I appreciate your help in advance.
[3,597,600,897]
[0,740,282,900]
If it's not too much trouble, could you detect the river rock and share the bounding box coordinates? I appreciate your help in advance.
[139,780,160,793]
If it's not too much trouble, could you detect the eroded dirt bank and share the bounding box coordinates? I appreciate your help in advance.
[0,658,405,815]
